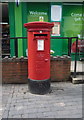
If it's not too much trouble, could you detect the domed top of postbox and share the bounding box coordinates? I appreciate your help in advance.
[24,22,54,31]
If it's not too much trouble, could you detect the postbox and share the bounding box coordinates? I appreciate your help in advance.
[24,22,54,94]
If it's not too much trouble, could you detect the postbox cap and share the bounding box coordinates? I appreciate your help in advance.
[24,22,54,30]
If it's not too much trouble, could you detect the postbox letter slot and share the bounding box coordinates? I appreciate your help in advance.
[34,34,47,36]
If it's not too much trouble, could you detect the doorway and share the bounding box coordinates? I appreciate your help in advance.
[2,2,10,58]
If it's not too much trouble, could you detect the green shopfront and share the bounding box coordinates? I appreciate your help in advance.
[8,2,84,59]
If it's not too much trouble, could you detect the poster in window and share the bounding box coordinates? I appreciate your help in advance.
[51,22,60,36]
[51,5,62,21]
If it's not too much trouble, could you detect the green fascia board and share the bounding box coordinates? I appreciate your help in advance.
[15,3,23,57]
[8,2,15,57]
[50,2,62,5]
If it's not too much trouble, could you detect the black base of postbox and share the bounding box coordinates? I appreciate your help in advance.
[28,78,51,95]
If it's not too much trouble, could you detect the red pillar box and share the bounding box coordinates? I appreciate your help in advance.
[24,22,54,94]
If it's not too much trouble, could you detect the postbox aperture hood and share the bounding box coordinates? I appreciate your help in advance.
[24,22,54,30]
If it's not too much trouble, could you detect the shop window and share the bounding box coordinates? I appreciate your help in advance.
[2,2,10,58]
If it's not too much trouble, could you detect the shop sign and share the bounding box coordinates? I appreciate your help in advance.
[29,11,47,16]
[71,13,84,22]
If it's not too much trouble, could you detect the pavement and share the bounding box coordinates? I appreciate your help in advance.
[2,82,83,119]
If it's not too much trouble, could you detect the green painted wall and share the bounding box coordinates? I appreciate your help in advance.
[22,3,28,56]
[15,3,23,57]
[9,2,25,57]
[8,2,15,57]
